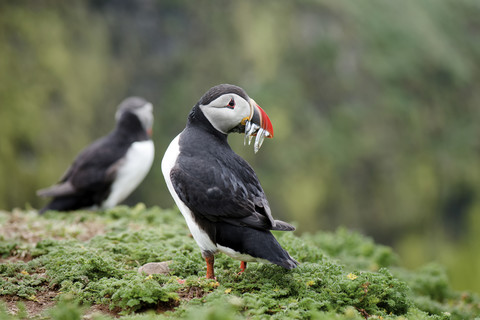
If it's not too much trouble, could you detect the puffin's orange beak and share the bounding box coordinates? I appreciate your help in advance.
[248,99,273,138]
[251,103,274,138]
[243,99,274,153]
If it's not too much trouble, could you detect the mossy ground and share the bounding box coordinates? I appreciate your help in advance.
[0,205,478,319]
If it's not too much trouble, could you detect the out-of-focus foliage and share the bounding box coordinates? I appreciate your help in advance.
[1,0,479,293]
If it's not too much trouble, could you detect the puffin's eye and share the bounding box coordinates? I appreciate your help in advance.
[227,98,235,108]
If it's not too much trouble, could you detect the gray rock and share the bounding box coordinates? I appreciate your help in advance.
[138,261,172,275]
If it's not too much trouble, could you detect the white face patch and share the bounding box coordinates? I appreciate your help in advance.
[199,93,251,134]
[134,103,154,132]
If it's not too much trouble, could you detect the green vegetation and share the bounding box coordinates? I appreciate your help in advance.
[0,206,478,319]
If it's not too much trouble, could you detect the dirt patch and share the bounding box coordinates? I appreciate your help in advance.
[1,289,57,317]
[154,299,180,313]
[0,255,33,264]
[84,304,122,319]
[1,286,209,318]
[1,294,123,319]
[76,220,106,241]
[0,210,106,245]
[177,286,207,301]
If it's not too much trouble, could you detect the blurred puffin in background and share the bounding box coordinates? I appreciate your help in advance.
[162,84,298,279]
[37,97,154,214]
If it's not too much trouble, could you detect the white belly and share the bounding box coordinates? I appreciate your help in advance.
[102,140,154,208]
[161,134,217,254]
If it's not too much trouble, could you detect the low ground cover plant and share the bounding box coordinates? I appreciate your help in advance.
[0,205,478,319]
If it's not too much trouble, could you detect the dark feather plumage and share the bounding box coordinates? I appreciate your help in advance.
[169,93,297,268]
[38,106,150,213]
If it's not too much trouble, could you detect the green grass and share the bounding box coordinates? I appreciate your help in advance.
[0,205,478,319]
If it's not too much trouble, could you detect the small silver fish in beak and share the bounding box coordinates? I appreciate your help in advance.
[243,99,274,153]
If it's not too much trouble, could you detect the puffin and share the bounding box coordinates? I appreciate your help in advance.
[162,84,298,279]
[37,97,154,214]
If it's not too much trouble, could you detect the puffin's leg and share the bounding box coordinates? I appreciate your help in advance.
[205,256,215,279]
[239,261,247,274]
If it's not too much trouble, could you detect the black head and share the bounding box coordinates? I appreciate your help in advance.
[188,84,274,152]
[115,97,154,135]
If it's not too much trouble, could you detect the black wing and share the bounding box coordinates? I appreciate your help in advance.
[67,136,126,190]
[38,134,129,197]
[171,153,294,231]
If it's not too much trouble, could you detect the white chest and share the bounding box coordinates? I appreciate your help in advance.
[102,140,154,208]
[161,134,217,254]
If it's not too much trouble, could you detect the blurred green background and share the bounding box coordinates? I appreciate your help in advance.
[1,0,479,294]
